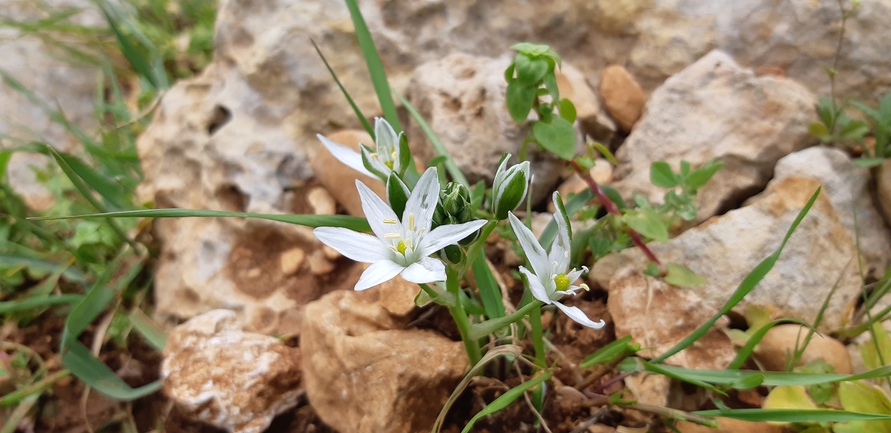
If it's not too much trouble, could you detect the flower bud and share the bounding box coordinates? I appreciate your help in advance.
[434,182,478,246]
[492,154,531,220]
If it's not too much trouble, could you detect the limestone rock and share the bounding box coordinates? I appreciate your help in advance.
[405,53,568,204]
[302,290,468,433]
[612,50,817,223]
[599,65,645,132]
[161,310,302,433]
[624,373,709,411]
[609,272,736,370]
[556,64,616,142]
[753,324,852,374]
[593,177,861,332]
[769,146,891,278]
[310,130,387,217]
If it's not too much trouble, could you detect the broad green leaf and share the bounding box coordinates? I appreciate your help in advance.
[32,208,371,232]
[558,98,577,123]
[809,121,830,138]
[652,188,821,363]
[129,309,167,351]
[311,39,373,138]
[511,42,550,56]
[461,371,553,433]
[532,115,576,160]
[664,263,705,287]
[543,69,559,101]
[860,322,891,371]
[344,0,402,134]
[0,150,11,180]
[649,161,678,188]
[685,160,724,191]
[506,80,536,123]
[762,385,818,410]
[837,381,891,432]
[514,54,548,87]
[472,256,505,319]
[623,207,668,242]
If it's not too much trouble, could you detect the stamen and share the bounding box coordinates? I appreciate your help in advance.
[580,283,590,292]
[417,227,426,234]
[383,218,398,224]
[384,233,401,239]
[408,214,415,231]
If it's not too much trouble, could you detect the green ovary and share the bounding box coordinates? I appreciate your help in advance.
[397,240,407,255]
[554,273,570,291]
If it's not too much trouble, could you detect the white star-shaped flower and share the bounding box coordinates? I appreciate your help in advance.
[316,117,404,180]
[508,192,605,329]
[314,167,486,291]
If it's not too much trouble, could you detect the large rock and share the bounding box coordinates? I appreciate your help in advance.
[302,290,468,433]
[612,50,817,223]
[593,177,861,332]
[161,310,302,433]
[769,147,891,278]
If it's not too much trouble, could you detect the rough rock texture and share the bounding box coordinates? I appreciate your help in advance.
[556,63,616,142]
[161,310,302,433]
[612,50,817,223]
[769,147,891,278]
[609,272,736,370]
[599,65,645,132]
[302,290,468,433]
[754,324,852,374]
[592,177,862,332]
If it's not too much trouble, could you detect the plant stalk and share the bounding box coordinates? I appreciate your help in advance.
[469,300,542,340]
[446,267,482,365]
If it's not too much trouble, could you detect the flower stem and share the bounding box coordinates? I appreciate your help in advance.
[529,306,546,368]
[569,160,661,265]
[468,300,542,340]
[446,267,482,365]
[419,283,456,307]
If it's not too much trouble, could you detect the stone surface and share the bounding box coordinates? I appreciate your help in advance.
[406,52,569,204]
[624,373,708,411]
[599,65,645,132]
[612,50,817,223]
[302,290,468,433]
[769,146,891,278]
[310,130,387,217]
[161,310,302,433]
[556,63,616,142]
[676,417,785,433]
[878,159,891,227]
[593,177,862,332]
[753,324,852,374]
[609,272,736,370]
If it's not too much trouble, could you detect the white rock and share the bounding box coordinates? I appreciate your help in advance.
[162,310,302,433]
[612,50,817,224]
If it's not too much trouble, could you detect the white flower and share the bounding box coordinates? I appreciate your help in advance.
[508,193,605,329]
[316,117,405,180]
[314,167,487,291]
[492,154,531,219]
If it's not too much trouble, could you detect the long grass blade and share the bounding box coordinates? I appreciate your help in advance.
[472,256,505,319]
[694,409,891,423]
[311,39,373,138]
[0,295,85,314]
[128,309,167,351]
[728,318,814,370]
[62,340,162,400]
[462,370,553,433]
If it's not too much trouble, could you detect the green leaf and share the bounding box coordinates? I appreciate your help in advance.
[623,207,669,242]
[472,255,505,319]
[461,371,553,433]
[840,119,870,141]
[506,80,536,123]
[539,189,594,249]
[510,42,550,56]
[636,359,724,395]
[99,3,167,89]
[129,309,167,351]
[514,54,548,87]
[861,322,891,371]
[62,339,162,400]
[558,98,577,123]
[396,91,469,187]
[650,161,678,188]
[532,115,576,160]
[854,157,886,168]
[837,381,891,432]
[685,160,724,191]
[809,121,830,138]
[31,208,371,232]
[0,294,84,314]
[0,254,87,284]
[763,385,818,410]
[580,335,636,368]
[344,0,402,134]
[664,263,705,287]
[311,39,373,138]
[542,70,559,101]
[728,318,815,370]
[651,187,821,364]
[694,409,891,423]
[386,173,410,217]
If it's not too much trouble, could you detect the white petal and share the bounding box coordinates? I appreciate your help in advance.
[355,260,404,291]
[553,301,606,329]
[313,227,389,263]
[507,212,551,278]
[356,180,402,240]
[360,144,392,177]
[318,134,374,177]
[550,194,572,271]
[519,266,552,304]
[418,219,487,256]
[400,256,446,284]
[374,117,399,155]
[403,167,440,232]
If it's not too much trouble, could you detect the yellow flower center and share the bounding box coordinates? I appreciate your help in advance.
[554,273,571,291]
[397,240,408,255]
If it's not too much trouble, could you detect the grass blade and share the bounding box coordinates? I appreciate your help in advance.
[472,255,505,319]
[0,295,85,314]
[694,409,891,423]
[312,39,373,138]
[128,309,167,351]
[728,318,814,370]
[396,91,468,186]
[539,189,595,249]
[61,340,162,400]
[462,370,553,433]
[0,254,87,284]
[652,187,821,363]
[32,208,372,232]
[580,335,635,368]
[98,2,167,89]
[343,0,402,134]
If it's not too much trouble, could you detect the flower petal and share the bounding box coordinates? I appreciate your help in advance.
[374,118,399,162]
[355,260,404,291]
[403,167,440,232]
[356,180,402,240]
[313,227,390,263]
[519,266,552,304]
[549,193,572,272]
[507,212,551,279]
[400,256,446,284]
[418,219,487,256]
[318,134,374,177]
[553,301,606,329]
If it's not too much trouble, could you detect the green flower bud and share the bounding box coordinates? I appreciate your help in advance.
[492,153,531,220]
[433,182,479,246]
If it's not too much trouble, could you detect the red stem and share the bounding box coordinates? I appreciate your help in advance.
[569,160,661,265]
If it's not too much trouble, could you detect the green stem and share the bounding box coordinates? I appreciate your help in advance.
[468,300,542,340]
[446,267,482,365]
[419,283,456,307]
[529,306,546,419]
